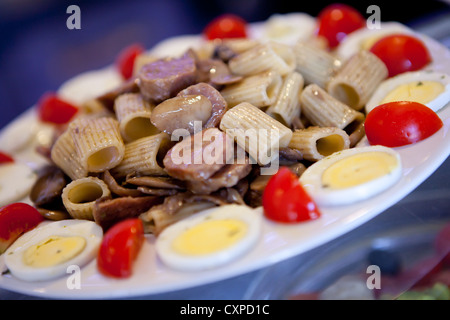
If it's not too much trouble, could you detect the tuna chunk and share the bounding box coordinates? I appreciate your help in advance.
[163,128,234,181]
[138,55,197,103]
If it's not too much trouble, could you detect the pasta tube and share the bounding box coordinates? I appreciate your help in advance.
[220,70,282,108]
[111,133,170,179]
[69,116,125,173]
[294,41,342,88]
[114,93,159,142]
[50,129,88,180]
[61,176,111,220]
[300,84,364,133]
[289,126,350,162]
[266,71,304,126]
[220,102,293,167]
[327,50,388,110]
[221,38,259,54]
[229,42,296,76]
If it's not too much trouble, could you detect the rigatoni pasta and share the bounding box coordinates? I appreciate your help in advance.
[69,116,125,173]
[220,102,293,166]
[61,176,111,220]
[50,129,88,181]
[327,50,388,110]
[300,84,365,133]
[289,126,350,162]
[228,42,295,76]
[220,70,282,108]
[294,41,342,89]
[266,71,304,126]
[114,93,160,142]
[111,132,170,179]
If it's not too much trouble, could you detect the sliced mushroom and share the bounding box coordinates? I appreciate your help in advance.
[177,82,229,128]
[125,175,185,190]
[93,195,163,231]
[150,95,212,135]
[102,170,144,197]
[30,165,69,207]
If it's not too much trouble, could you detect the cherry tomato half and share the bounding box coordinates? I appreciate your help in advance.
[37,93,79,125]
[0,203,44,254]
[203,14,247,40]
[262,167,320,223]
[97,218,145,278]
[316,3,365,48]
[115,43,145,80]
[0,151,14,164]
[364,101,443,147]
[370,34,432,77]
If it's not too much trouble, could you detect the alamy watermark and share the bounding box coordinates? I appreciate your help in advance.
[66,5,81,30]
[366,264,381,290]
[366,5,382,30]
[65,4,382,31]
[66,264,81,290]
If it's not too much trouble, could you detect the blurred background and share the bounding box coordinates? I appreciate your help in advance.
[0,0,449,130]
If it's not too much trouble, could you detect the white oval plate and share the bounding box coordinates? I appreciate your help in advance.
[0,18,449,299]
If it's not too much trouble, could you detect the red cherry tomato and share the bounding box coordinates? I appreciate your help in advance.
[203,14,247,40]
[0,151,14,164]
[364,101,443,148]
[262,167,321,223]
[316,3,365,48]
[37,93,79,125]
[115,43,145,80]
[97,218,145,278]
[370,34,432,77]
[0,203,44,254]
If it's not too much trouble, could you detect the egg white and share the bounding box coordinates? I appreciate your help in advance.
[150,35,204,58]
[155,204,262,272]
[4,219,103,282]
[299,146,402,207]
[250,13,317,46]
[365,71,450,114]
[58,66,123,106]
[336,22,413,60]
[0,162,37,207]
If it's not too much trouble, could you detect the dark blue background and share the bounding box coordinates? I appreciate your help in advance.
[0,0,448,130]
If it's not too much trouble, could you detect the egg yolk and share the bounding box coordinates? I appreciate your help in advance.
[172,219,247,255]
[322,151,398,189]
[23,236,86,268]
[381,81,444,105]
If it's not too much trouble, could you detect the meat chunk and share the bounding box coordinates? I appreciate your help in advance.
[163,128,234,181]
[186,155,252,194]
[138,55,197,103]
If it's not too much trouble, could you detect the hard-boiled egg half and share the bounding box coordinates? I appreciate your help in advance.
[58,67,123,106]
[336,22,412,60]
[4,219,103,282]
[366,71,450,114]
[300,146,402,206]
[155,204,262,271]
[251,13,316,46]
